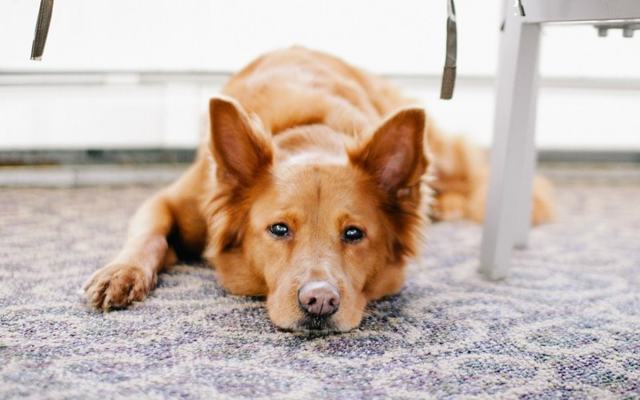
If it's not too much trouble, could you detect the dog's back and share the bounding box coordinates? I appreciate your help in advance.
[222,46,411,138]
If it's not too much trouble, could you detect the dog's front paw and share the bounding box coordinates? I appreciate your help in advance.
[83,263,156,310]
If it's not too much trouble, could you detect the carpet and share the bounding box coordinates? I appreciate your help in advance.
[1,177,639,399]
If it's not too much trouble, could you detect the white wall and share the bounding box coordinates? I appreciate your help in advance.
[1,0,639,150]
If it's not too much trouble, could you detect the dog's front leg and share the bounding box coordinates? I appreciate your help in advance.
[83,191,175,310]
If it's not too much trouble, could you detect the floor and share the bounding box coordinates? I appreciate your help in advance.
[1,167,639,399]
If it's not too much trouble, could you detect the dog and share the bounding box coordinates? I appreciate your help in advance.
[84,47,554,332]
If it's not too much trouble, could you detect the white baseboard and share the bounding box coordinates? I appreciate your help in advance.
[1,74,639,151]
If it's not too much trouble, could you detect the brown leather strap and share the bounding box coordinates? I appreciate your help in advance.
[516,0,526,17]
[31,0,55,60]
[440,0,457,100]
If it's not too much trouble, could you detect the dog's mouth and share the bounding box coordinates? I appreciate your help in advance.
[300,314,334,330]
[281,314,340,334]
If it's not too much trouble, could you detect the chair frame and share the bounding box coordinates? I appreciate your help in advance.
[480,0,640,280]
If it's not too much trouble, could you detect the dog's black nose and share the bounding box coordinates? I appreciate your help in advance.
[298,281,340,316]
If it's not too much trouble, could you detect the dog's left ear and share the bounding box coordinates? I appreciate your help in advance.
[209,96,273,186]
[351,107,429,193]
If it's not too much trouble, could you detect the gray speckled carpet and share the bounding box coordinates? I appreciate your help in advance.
[1,175,640,399]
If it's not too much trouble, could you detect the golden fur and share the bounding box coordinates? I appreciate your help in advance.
[84,47,554,332]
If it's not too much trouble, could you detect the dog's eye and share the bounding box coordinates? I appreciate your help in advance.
[342,226,365,243]
[268,223,290,238]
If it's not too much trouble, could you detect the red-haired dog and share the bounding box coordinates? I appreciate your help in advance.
[84,47,553,332]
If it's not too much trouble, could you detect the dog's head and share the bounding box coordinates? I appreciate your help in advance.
[205,97,429,332]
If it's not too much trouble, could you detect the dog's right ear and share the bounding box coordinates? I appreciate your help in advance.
[209,97,273,186]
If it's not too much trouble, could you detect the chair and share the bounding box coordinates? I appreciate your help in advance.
[480,0,640,280]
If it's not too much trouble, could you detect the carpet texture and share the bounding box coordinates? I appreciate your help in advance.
[1,179,640,399]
